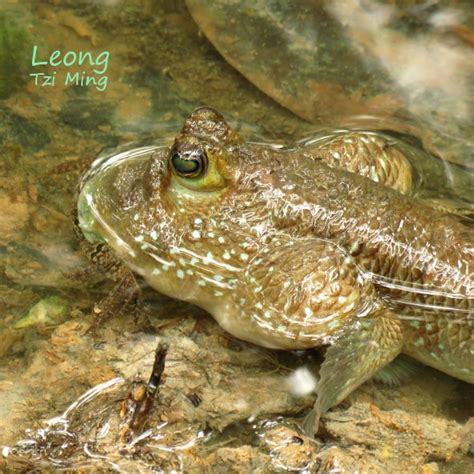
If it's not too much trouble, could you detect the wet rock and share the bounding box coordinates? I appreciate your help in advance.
[116,68,197,133]
[0,376,28,446]
[3,240,88,288]
[0,191,30,245]
[0,327,24,359]
[111,329,313,432]
[0,309,471,472]
[258,422,319,471]
[315,446,374,473]
[128,68,196,115]
[0,108,50,151]
[321,402,467,471]
[30,206,68,235]
[59,97,115,131]
[205,446,272,473]
[420,462,440,474]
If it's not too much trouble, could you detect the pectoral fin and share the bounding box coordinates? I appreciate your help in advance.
[304,313,403,435]
[373,354,422,386]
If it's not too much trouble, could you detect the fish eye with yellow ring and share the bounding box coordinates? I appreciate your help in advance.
[169,145,227,192]
[171,148,207,179]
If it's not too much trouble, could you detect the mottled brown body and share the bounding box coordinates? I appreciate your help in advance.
[77,108,473,433]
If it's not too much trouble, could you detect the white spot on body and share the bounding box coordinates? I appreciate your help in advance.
[370,166,379,182]
[328,320,339,330]
[414,337,425,347]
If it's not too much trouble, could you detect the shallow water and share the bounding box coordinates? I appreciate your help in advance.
[0,0,472,472]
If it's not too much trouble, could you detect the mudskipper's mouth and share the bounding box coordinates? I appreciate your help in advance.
[79,145,162,192]
[77,179,105,244]
[77,144,167,244]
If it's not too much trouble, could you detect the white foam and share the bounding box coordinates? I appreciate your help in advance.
[286,367,318,397]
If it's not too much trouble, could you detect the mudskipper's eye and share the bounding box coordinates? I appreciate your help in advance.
[171,149,207,179]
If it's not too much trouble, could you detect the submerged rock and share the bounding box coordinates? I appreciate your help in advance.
[0,9,29,99]
[0,108,50,151]
[59,97,115,131]
[0,308,471,472]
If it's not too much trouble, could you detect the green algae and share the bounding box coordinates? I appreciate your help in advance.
[15,296,69,329]
[0,9,29,99]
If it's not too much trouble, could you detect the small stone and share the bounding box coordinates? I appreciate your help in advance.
[14,296,69,329]
[420,463,440,474]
